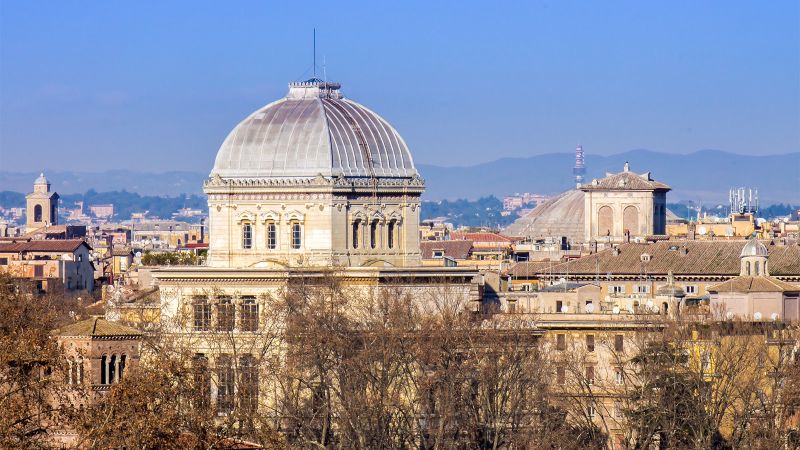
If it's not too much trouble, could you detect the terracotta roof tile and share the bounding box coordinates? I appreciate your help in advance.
[525,241,800,277]
[708,276,800,293]
[0,239,90,253]
[54,317,142,337]
[449,232,524,243]
[580,170,670,191]
[420,240,474,259]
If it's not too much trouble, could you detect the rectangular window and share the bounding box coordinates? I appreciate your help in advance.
[610,285,625,295]
[615,367,624,385]
[585,366,595,385]
[34,265,44,277]
[556,333,566,351]
[614,401,623,419]
[291,223,301,249]
[193,354,210,410]
[239,355,259,413]
[556,366,565,385]
[242,223,253,249]
[685,285,697,294]
[216,356,234,414]
[387,221,395,249]
[586,334,595,352]
[615,334,624,352]
[636,284,650,294]
[240,296,259,332]
[556,300,563,313]
[216,296,234,332]
[267,223,277,249]
[193,296,211,332]
[0,258,7,265]
[433,250,444,258]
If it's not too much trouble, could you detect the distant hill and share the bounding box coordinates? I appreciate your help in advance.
[0,170,207,196]
[1,150,797,203]
[418,150,800,203]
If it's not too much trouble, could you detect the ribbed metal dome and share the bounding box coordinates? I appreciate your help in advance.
[210,80,417,179]
[740,239,769,258]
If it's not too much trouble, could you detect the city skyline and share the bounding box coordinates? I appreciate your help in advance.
[1,1,798,173]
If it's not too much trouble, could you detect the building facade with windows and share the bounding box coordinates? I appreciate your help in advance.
[204,79,423,269]
[150,78,481,418]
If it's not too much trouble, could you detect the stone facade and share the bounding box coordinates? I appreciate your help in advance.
[204,175,423,268]
[26,173,59,234]
[581,162,670,243]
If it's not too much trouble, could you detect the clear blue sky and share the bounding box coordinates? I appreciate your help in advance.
[1,1,798,173]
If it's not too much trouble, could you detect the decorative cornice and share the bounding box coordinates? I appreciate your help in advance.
[204,174,425,194]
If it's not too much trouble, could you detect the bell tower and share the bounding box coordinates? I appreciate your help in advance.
[26,173,59,233]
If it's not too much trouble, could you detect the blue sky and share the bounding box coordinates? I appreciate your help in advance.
[0,1,798,173]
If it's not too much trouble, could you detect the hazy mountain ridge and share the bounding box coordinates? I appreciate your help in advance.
[418,150,800,203]
[1,150,797,203]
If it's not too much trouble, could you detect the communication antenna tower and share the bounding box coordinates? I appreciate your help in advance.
[573,144,586,187]
[729,187,759,215]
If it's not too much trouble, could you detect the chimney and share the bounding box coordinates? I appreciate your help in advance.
[612,247,621,256]
[688,222,696,240]
[624,230,631,243]
[679,246,688,256]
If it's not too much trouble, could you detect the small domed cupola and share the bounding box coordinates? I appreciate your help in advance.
[740,239,769,276]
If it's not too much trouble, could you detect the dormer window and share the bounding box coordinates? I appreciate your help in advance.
[433,250,444,258]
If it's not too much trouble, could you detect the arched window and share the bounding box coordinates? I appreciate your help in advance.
[119,355,126,381]
[77,357,84,384]
[746,261,751,276]
[266,222,277,249]
[242,223,253,249]
[100,355,108,385]
[352,219,361,249]
[370,220,379,249]
[662,302,669,314]
[598,206,613,236]
[34,205,42,222]
[65,357,74,384]
[754,261,760,276]
[291,222,301,249]
[387,220,396,249]
[109,355,117,383]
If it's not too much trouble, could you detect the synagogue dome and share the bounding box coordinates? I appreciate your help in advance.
[210,79,418,179]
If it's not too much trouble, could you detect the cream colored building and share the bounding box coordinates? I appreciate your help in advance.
[581,162,670,243]
[148,78,481,416]
[26,173,59,234]
[205,80,422,269]
[506,163,670,246]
